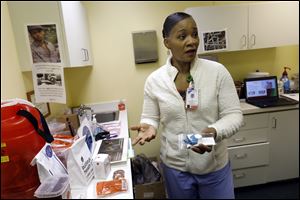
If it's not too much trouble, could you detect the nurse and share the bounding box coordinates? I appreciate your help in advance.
[131,12,243,199]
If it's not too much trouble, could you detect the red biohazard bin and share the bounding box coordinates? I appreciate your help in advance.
[1,100,46,199]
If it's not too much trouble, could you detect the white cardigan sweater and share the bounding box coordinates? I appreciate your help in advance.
[140,56,243,175]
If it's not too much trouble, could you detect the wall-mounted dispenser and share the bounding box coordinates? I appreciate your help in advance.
[132,30,158,64]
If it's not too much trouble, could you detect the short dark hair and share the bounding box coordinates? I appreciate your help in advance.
[162,12,192,38]
[28,25,44,33]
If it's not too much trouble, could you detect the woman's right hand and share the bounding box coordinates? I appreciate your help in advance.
[131,123,156,146]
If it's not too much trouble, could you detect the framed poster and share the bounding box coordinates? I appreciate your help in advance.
[26,90,51,118]
[201,29,228,52]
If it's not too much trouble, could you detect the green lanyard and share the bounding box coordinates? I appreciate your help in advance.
[187,74,193,83]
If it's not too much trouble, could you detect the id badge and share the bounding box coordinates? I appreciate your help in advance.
[186,82,198,110]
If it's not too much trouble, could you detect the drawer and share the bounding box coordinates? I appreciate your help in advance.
[227,128,268,147]
[232,166,268,188]
[228,142,269,170]
[240,113,269,130]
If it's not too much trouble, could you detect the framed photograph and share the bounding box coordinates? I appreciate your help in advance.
[26,90,51,118]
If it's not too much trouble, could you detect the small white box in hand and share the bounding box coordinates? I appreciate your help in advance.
[93,153,111,179]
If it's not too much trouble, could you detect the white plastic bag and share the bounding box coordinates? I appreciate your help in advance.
[77,117,95,154]
[67,135,94,189]
[31,143,68,183]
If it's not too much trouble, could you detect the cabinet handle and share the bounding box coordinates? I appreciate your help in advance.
[85,49,89,61]
[234,153,247,159]
[241,35,247,48]
[234,173,246,179]
[81,48,87,61]
[241,121,246,127]
[81,48,89,61]
[233,137,245,143]
[272,117,277,129]
[250,34,256,48]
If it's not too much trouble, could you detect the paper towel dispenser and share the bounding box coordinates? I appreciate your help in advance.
[132,30,158,64]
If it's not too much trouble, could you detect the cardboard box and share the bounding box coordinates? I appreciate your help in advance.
[133,157,166,199]
[134,179,166,199]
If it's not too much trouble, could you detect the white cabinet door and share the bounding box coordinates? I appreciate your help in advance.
[7,2,63,71]
[267,109,299,182]
[7,1,93,71]
[186,1,299,54]
[248,1,299,49]
[60,2,93,67]
[185,4,248,54]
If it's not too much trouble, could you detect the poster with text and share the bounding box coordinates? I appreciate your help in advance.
[32,64,66,104]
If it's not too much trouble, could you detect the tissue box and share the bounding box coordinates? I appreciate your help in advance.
[93,154,111,179]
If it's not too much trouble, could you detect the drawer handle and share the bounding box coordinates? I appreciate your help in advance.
[233,137,245,143]
[234,153,247,159]
[272,117,277,129]
[241,121,246,127]
[234,173,246,179]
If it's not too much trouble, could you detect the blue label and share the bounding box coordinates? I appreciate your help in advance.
[283,80,290,92]
[83,126,93,152]
[45,145,53,158]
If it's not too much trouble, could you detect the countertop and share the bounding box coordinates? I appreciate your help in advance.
[70,101,134,199]
[69,96,299,198]
[240,93,299,115]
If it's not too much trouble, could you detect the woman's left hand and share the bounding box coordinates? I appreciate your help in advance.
[191,127,217,154]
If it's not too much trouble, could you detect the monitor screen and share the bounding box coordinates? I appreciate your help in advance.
[245,76,278,100]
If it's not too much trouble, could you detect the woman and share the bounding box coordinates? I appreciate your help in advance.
[131,12,243,199]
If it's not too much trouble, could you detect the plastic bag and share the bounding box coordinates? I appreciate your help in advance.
[30,143,68,183]
[77,117,95,154]
[96,178,127,197]
[67,135,94,189]
[131,154,161,185]
[51,133,77,168]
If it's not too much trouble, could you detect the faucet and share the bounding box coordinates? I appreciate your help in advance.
[78,104,93,122]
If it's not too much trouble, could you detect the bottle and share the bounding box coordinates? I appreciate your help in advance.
[278,80,284,95]
[280,67,291,94]
[118,99,125,111]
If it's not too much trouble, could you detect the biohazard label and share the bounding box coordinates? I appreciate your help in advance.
[1,143,9,163]
[1,156,9,163]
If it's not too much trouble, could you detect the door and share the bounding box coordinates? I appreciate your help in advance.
[60,1,93,67]
[185,4,248,54]
[248,1,299,49]
[267,109,299,182]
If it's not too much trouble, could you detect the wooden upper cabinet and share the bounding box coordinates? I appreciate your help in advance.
[7,1,93,71]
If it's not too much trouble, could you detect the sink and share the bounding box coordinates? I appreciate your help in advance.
[94,111,119,123]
